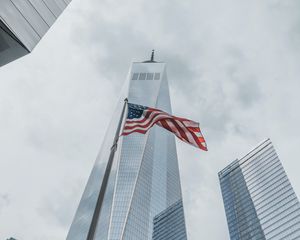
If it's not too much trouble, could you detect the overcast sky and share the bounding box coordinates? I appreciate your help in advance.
[1,0,300,239]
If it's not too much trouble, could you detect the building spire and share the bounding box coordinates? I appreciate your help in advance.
[151,50,154,62]
[143,50,157,63]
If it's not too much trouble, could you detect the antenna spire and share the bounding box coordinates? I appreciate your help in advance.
[151,50,154,62]
[143,50,157,63]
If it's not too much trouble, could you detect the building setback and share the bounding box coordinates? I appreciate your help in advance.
[219,139,300,240]
[67,57,187,240]
[0,0,72,67]
[152,199,187,240]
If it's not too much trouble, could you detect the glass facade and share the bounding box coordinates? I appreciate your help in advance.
[0,0,72,67]
[219,139,300,240]
[67,61,187,239]
[152,199,187,240]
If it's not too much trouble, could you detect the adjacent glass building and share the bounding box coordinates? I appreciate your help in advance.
[152,199,187,240]
[67,58,187,239]
[0,0,72,67]
[219,139,300,240]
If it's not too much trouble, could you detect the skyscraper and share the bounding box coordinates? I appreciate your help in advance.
[152,199,187,240]
[0,0,72,67]
[219,139,300,240]
[67,56,187,239]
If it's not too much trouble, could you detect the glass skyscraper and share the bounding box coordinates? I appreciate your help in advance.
[219,139,300,240]
[67,58,187,239]
[152,199,187,240]
[0,0,72,67]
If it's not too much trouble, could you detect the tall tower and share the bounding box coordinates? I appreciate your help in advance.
[219,139,300,240]
[0,0,72,67]
[67,55,187,239]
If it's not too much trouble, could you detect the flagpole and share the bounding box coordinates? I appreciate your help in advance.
[86,98,128,240]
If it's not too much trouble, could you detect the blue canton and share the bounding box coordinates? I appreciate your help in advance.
[127,103,148,119]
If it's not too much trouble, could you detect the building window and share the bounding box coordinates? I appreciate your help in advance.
[154,73,160,80]
[132,73,139,80]
[146,73,154,80]
[139,73,146,80]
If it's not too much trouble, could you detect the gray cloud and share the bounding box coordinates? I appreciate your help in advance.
[0,194,10,213]
[1,0,300,239]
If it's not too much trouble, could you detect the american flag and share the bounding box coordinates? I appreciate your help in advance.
[122,103,207,151]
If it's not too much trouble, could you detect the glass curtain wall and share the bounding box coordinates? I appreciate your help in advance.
[67,61,187,240]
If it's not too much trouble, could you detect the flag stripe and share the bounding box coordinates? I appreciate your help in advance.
[190,130,205,150]
[161,119,185,143]
[169,119,190,143]
[121,103,207,151]
[164,120,186,141]
[174,120,199,147]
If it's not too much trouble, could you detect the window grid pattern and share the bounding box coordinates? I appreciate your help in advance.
[152,200,187,240]
[109,63,186,240]
[132,72,161,81]
[220,164,265,240]
[219,139,300,240]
